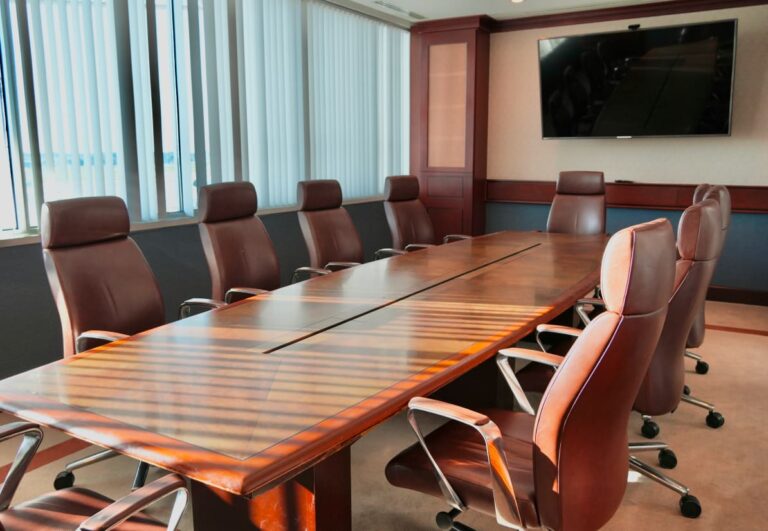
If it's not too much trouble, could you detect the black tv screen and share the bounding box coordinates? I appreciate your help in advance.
[539,20,737,138]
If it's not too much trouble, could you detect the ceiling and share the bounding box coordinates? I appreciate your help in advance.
[344,0,674,25]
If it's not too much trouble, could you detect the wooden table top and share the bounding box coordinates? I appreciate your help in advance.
[0,231,606,496]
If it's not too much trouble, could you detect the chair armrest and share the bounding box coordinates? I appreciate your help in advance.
[535,324,582,352]
[76,331,130,354]
[324,261,360,271]
[407,398,521,528]
[575,297,606,325]
[0,422,44,511]
[498,348,564,367]
[577,297,605,307]
[77,474,188,531]
[496,348,563,415]
[224,287,269,304]
[291,266,331,283]
[404,243,435,252]
[442,234,472,243]
[374,248,407,260]
[178,298,226,319]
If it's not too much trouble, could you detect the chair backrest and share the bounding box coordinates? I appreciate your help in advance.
[198,182,280,299]
[692,183,710,203]
[703,185,731,255]
[383,176,436,249]
[41,197,165,358]
[533,218,675,531]
[687,184,731,348]
[296,180,363,268]
[546,171,606,235]
[634,200,722,416]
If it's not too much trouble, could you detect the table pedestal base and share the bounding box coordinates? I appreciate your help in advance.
[192,446,351,531]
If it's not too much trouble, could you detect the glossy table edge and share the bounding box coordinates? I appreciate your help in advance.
[0,231,606,496]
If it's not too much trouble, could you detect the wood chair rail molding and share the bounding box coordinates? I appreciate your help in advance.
[486,180,768,214]
[409,1,768,35]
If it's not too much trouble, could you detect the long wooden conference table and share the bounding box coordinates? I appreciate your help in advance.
[0,231,606,530]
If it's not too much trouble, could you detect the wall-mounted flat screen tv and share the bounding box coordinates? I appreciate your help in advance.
[539,20,737,139]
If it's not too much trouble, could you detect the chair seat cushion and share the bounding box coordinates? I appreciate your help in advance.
[385,409,539,527]
[0,487,166,531]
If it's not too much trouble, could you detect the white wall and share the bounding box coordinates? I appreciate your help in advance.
[487,5,768,185]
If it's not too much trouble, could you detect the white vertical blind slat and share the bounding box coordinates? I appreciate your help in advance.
[1,0,409,229]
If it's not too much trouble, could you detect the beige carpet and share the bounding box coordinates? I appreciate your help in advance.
[0,301,765,530]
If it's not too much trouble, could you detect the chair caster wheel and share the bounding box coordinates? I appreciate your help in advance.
[682,385,691,395]
[706,411,725,429]
[54,471,75,490]
[680,494,702,518]
[658,448,677,469]
[641,419,660,439]
[695,360,709,374]
[436,511,457,530]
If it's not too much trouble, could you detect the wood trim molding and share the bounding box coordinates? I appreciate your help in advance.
[486,180,768,214]
[707,285,768,306]
[492,0,768,32]
[411,15,495,34]
[705,324,768,336]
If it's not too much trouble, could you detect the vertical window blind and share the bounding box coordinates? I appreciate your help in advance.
[0,0,409,232]
[307,1,409,199]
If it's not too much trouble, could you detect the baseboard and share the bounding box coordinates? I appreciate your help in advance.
[706,285,768,306]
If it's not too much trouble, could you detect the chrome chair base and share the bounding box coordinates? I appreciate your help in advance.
[681,393,725,428]
[629,451,702,518]
[54,449,151,491]
[685,350,710,374]
[436,508,475,531]
[54,449,118,489]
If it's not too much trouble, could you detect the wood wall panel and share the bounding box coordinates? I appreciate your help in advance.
[410,17,492,239]
[427,43,468,168]
[426,174,464,197]
[486,180,768,213]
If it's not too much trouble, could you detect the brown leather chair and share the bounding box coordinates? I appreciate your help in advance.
[386,218,678,530]
[633,199,725,436]
[41,196,222,490]
[198,182,280,303]
[295,180,364,279]
[546,171,606,235]
[685,185,731,374]
[381,176,470,255]
[534,201,725,518]
[0,422,188,530]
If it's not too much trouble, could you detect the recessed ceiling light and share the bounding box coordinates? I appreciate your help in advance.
[511,0,525,4]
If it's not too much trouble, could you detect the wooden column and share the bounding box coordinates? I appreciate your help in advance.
[410,16,493,238]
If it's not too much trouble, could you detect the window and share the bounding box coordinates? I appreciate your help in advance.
[306,1,409,198]
[0,0,409,232]
[0,87,15,230]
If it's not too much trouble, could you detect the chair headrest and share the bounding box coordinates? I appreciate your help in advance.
[199,182,258,223]
[677,199,722,262]
[556,171,605,195]
[601,218,675,316]
[385,176,420,202]
[703,185,731,230]
[298,180,343,211]
[41,196,130,249]
[692,183,710,204]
